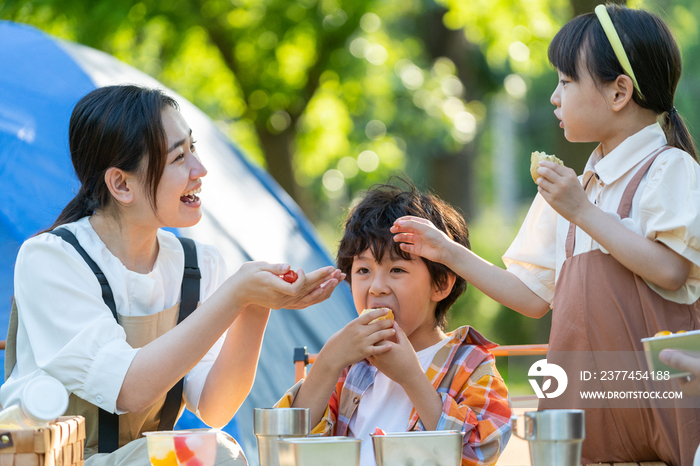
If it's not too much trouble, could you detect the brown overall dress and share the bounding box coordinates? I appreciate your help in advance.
[540,147,700,465]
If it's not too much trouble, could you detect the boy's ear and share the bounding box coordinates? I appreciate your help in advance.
[432,272,456,302]
[609,74,635,112]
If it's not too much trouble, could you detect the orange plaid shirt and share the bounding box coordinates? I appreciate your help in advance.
[275,326,512,466]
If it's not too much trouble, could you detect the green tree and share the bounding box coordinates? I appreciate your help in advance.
[2,0,481,222]
[4,0,699,347]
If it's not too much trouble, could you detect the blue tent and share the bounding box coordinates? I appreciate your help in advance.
[0,21,355,465]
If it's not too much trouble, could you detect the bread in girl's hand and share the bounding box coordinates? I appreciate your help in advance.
[531,151,564,183]
[360,307,394,324]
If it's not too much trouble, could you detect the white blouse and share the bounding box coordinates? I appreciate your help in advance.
[503,123,700,305]
[1,217,228,419]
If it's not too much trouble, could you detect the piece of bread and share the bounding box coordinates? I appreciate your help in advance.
[530,151,564,183]
[360,307,395,323]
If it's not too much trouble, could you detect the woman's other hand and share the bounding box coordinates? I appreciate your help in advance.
[230,262,343,310]
[283,267,345,309]
[660,349,700,396]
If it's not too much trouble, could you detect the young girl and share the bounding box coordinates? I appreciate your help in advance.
[0,85,343,465]
[391,5,700,465]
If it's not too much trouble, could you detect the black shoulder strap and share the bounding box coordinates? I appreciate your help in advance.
[157,237,200,431]
[47,230,202,449]
[50,229,118,320]
[177,237,201,324]
[49,229,120,453]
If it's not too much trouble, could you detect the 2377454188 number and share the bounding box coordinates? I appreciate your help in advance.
[580,371,671,381]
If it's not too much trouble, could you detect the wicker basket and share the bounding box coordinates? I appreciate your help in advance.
[0,416,85,466]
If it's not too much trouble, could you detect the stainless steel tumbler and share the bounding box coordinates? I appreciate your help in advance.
[511,409,585,466]
[254,408,309,466]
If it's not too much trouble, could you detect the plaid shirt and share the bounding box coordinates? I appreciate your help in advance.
[275,326,512,466]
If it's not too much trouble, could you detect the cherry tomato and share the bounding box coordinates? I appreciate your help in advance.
[281,270,298,283]
[373,427,386,436]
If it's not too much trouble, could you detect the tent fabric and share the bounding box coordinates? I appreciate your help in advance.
[0,21,355,465]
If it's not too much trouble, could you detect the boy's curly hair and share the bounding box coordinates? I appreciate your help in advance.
[337,180,470,330]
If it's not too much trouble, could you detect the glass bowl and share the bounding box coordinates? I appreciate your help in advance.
[144,430,217,466]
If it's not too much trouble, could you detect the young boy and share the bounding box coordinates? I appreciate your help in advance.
[275,182,511,466]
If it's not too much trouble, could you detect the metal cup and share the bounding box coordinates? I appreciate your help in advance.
[511,409,585,466]
[254,408,310,466]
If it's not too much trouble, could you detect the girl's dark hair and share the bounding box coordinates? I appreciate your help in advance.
[47,85,178,231]
[549,4,697,160]
[337,180,470,330]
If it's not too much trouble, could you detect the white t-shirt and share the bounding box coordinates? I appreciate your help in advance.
[347,338,450,466]
[1,217,228,419]
[503,122,700,305]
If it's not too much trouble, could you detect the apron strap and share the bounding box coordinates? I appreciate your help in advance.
[176,237,201,324]
[564,146,672,258]
[48,228,120,454]
[157,237,201,431]
[616,146,672,219]
[46,231,202,449]
[50,229,118,320]
[565,173,596,258]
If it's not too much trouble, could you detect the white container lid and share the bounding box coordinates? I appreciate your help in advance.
[22,376,69,423]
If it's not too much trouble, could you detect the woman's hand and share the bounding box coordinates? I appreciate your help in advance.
[660,349,700,396]
[283,268,345,310]
[536,161,593,224]
[317,308,395,372]
[230,262,342,310]
[390,216,457,266]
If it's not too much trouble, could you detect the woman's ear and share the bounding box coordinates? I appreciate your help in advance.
[610,74,635,112]
[104,167,135,204]
[432,272,457,302]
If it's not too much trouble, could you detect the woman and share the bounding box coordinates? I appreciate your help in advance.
[0,85,343,465]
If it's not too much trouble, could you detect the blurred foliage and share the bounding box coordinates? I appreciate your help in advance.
[3,0,700,346]
[1,0,482,218]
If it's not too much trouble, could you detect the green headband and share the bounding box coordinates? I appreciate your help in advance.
[594,4,644,99]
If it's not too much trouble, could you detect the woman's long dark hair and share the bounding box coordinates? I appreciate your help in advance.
[46,85,178,231]
[548,4,697,160]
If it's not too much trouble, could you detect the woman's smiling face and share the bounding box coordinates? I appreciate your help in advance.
[149,106,207,228]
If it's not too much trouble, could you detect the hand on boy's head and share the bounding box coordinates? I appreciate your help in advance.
[390,215,453,265]
[536,162,591,224]
[367,322,422,386]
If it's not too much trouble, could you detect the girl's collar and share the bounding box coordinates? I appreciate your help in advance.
[584,122,667,185]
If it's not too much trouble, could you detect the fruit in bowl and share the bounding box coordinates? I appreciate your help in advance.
[654,330,688,337]
[145,431,217,466]
[642,329,700,378]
